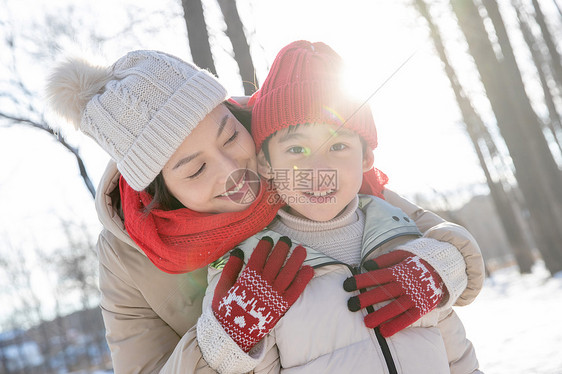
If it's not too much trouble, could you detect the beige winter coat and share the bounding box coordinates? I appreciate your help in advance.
[96,161,484,373]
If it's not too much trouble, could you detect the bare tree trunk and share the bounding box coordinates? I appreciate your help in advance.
[553,0,562,18]
[532,0,562,88]
[217,0,257,95]
[513,0,562,151]
[483,0,562,201]
[414,0,535,273]
[451,0,562,275]
[181,0,217,75]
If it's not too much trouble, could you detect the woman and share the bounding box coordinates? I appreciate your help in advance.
[47,49,484,373]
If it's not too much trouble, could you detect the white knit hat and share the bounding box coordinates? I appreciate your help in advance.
[47,50,228,191]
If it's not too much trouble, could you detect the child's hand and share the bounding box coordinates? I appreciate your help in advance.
[213,236,314,352]
[343,250,445,337]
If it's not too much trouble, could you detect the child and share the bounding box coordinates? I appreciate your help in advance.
[195,41,482,373]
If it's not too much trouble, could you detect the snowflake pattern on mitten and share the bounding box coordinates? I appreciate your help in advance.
[215,268,289,352]
[391,256,444,314]
[211,238,314,352]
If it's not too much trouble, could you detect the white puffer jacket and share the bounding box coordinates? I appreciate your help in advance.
[196,196,483,373]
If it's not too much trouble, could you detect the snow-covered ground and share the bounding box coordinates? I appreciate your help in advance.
[456,262,562,374]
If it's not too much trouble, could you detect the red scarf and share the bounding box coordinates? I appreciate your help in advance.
[120,176,284,274]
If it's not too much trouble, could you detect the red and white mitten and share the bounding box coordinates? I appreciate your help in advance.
[213,236,314,352]
[344,250,445,337]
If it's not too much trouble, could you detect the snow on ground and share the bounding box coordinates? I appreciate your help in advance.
[456,261,562,374]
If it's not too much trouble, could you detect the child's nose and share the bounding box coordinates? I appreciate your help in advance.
[301,154,330,170]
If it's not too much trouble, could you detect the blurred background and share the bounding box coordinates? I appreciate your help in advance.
[1,0,561,373]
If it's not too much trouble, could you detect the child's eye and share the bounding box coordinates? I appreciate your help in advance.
[187,164,206,179]
[287,146,308,154]
[330,143,347,151]
[224,130,239,145]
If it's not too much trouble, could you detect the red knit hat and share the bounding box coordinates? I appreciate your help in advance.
[251,40,377,152]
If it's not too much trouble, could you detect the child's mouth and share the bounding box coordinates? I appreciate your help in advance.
[303,189,335,198]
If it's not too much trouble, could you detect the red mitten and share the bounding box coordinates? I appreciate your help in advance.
[343,250,445,337]
[213,236,314,352]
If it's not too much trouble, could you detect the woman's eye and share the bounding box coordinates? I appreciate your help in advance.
[288,146,307,154]
[224,130,239,145]
[330,143,347,151]
[187,164,206,178]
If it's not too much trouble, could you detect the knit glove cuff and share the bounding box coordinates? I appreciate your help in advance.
[197,307,266,374]
[398,237,467,309]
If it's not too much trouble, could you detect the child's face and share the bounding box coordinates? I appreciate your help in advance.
[259,124,373,222]
[162,104,259,213]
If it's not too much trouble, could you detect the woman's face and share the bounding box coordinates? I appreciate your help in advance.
[161,104,259,213]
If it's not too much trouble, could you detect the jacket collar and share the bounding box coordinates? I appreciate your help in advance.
[227,196,421,270]
[95,161,142,251]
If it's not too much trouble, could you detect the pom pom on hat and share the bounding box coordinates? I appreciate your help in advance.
[46,57,112,129]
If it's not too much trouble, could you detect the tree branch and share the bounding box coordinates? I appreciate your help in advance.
[0,112,96,199]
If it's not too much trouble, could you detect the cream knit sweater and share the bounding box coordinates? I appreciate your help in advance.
[269,196,365,265]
